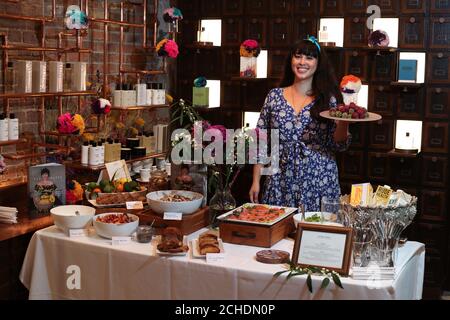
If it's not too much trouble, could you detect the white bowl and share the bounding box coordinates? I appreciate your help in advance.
[93,213,139,239]
[50,205,96,231]
[293,212,342,228]
[146,190,203,215]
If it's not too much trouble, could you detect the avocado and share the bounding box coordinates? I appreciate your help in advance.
[102,184,115,193]
[99,179,110,191]
[129,181,139,191]
[87,182,98,191]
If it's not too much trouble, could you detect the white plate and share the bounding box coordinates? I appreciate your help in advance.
[135,178,150,183]
[191,238,225,259]
[216,203,297,226]
[320,110,382,122]
[156,235,189,256]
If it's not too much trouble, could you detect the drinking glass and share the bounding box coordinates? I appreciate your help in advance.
[321,197,340,224]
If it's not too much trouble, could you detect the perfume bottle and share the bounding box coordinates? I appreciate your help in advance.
[5,61,15,93]
[319,26,329,43]
[8,113,19,141]
[64,63,73,92]
[405,132,414,150]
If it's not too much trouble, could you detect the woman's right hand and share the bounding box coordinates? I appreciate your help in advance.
[249,182,260,203]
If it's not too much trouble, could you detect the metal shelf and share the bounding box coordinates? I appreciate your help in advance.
[0,138,27,147]
[0,91,97,99]
[110,104,170,111]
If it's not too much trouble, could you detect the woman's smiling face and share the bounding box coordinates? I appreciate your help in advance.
[291,53,318,81]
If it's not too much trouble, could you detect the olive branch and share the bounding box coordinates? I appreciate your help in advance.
[274,262,344,293]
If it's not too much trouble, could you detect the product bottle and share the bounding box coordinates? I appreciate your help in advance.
[98,141,105,165]
[16,60,32,93]
[0,114,9,141]
[49,61,64,92]
[8,113,19,140]
[104,138,113,163]
[81,141,90,165]
[6,61,15,93]
[32,61,47,93]
[135,82,147,106]
[64,63,73,92]
[72,62,87,91]
[146,83,153,106]
[147,131,156,154]
[113,138,122,161]
[122,83,137,107]
[157,83,166,105]
[88,141,97,166]
[113,83,123,108]
[319,26,328,43]
[151,83,159,105]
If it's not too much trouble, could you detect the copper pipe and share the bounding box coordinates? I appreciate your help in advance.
[0,91,97,99]
[119,69,165,75]
[103,0,109,99]
[1,33,8,115]
[0,45,92,53]
[89,17,144,28]
[0,0,56,22]
[119,1,124,86]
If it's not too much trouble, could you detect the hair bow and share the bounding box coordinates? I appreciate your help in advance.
[305,35,321,53]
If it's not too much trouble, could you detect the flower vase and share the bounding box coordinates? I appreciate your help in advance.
[240,57,257,78]
[168,20,179,34]
[209,186,236,229]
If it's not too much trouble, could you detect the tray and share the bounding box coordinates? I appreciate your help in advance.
[320,110,382,122]
[191,238,225,258]
[216,203,297,226]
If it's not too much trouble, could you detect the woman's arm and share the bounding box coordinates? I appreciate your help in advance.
[333,120,350,142]
[249,164,263,203]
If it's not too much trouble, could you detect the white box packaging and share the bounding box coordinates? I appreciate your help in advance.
[16,60,33,93]
[71,62,87,91]
[48,61,64,92]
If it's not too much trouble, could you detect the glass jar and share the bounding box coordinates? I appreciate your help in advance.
[209,186,236,228]
[148,170,169,192]
[136,225,154,243]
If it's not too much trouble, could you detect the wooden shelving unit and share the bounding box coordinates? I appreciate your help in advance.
[110,104,170,111]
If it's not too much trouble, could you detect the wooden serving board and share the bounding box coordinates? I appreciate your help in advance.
[219,212,296,248]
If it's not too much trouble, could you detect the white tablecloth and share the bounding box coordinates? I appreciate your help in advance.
[20,226,425,300]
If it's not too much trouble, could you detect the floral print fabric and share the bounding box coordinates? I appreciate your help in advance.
[257,88,351,211]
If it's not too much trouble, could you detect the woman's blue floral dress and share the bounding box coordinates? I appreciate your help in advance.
[257,88,351,211]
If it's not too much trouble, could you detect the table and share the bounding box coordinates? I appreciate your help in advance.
[20,226,425,300]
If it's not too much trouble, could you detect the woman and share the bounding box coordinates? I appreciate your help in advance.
[249,37,351,211]
[35,168,57,196]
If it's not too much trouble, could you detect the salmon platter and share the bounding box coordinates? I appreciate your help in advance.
[217,203,297,226]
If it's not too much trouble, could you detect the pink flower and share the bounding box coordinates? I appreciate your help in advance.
[57,113,76,134]
[164,40,179,58]
[243,39,259,49]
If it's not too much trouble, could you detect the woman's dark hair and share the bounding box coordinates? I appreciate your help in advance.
[41,168,50,176]
[280,39,342,118]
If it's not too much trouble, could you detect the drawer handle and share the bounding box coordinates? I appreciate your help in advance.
[232,231,257,239]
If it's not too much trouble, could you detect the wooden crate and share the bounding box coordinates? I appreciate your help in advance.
[219,213,295,248]
[95,207,210,236]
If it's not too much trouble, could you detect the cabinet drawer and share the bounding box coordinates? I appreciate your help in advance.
[320,0,344,16]
[422,122,448,154]
[268,50,288,78]
[345,17,369,48]
[222,18,242,46]
[399,16,426,49]
[427,52,450,83]
[349,123,366,148]
[222,49,240,77]
[396,86,424,119]
[425,87,450,119]
[295,0,318,14]
[430,0,450,13]
[340,150,365,180]
[245,0,269,15]
[369,119,394,150]
[345,51,369,82]
[391,157,420,185]
[245,18,268,48]
[270,0,294,14]
[420,190,447,222]
[223,0,244,16]
[268,18,292,47]
[368,152,390,181]
[221,81,241,108]
[429,17,450,49]
[371,53,396,82]
[369,85,395,116]
[399,0,427,13]
[422,156,448,188]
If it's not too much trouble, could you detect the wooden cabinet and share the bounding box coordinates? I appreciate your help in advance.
[340,150,365,180]
[268,18,291,47]
[222,18,242,46]
[270,0,294,14]
[391,157,420,185]
[397,87,424,119]
[422,156,448,188]
[345,17,369,48]
[295,0,318,14]
[178,0,199,18]
[427,52,450,84]
[369,119,394,150]
[368,0,399,14]
[195,48,221,79]
[201,0,222,17]
[179,20,199,46]
[223,0,244,16]
[320,0,344,16]
[426,87,450,120]
[222,48,240,78]
[268,50,288,78]
[178,49,196,79]
[399,16,426,49]
[293,17,317,44]
[244,18,268,48]
[177,79,193,102]
[429,17,450,49]
[422,122,449,154]
[245,0,269,15]
[221,81,241,108]
[345,51,369,82]
[242,81,269,111]
[371,53,396,82]
[368,152,390,181]
[369,85,395,116]
[420,190,447,221]
[346,0,367,14]
[399,0,427,13]
[430,0,450,13]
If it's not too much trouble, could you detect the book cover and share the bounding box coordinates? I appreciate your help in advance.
[28,163,66,206]
[398,59,417,83]
[171,162,207,207]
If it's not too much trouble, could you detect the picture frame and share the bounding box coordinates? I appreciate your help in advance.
[292,223,353,276]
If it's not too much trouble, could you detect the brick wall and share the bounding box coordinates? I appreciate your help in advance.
[0,0,171,186]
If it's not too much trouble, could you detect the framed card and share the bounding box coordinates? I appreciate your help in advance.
[292,223,353,276]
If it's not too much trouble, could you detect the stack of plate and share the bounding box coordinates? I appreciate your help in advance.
[0,206,18,224]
